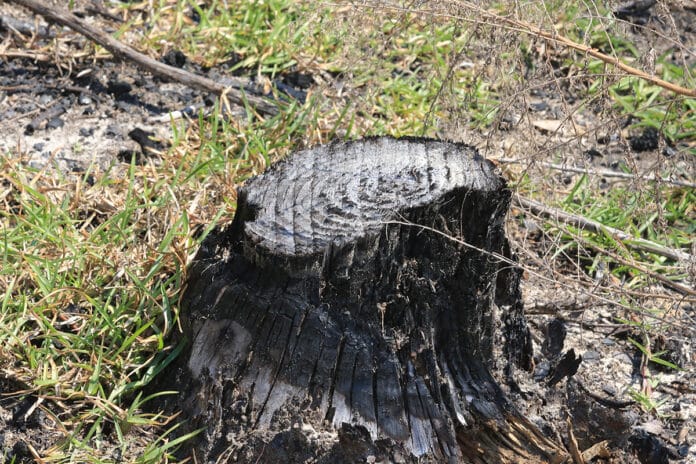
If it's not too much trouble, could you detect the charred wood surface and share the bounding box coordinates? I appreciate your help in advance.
[170,137,566,463]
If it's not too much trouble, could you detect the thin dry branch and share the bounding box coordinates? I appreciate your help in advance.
[497,158,696,189]
[577,230,696,297]
[452,0,696,98]
[344,1,694,96]
[515,195,693,267]
[8,0,279,115]
[520,196,696,296]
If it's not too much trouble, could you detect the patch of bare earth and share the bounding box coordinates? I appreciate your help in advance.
[0,8,204,175]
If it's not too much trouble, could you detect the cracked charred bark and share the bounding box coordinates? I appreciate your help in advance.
[169,137,566,463]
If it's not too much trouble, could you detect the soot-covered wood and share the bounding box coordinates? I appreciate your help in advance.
[173,137,565,463]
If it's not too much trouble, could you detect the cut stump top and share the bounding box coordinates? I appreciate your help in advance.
[239,137,502,258]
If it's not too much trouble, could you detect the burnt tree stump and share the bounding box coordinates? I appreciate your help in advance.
[170,137,566,463]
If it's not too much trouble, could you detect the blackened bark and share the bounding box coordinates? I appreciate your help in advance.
[168,137,565,463]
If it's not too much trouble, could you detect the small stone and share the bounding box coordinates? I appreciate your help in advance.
[79,127,94,137]
[46,117,64,129]
[629,127,659,152]
[108,80,132,96]
[584,148,602,160]
[78,94,92,105]
[116,101,132,112]
[529,101,549,112]
[677,443,690,458]
[583,350,600,361]
[105,124,122,137]
[533,361,550,381]
[614,353,633,365]
[366,455,376,464]
[163,49,187,68]
[18,103,37,113]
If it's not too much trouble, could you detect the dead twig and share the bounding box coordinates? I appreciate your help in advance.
[581,440,612,462]
[497,159,696,189]
[566,415,585,464]
[516,196,696,297]
[345,1,695,97]
[515,195,693,264]
[0,50,51,61]
[8,0,279,116]
[525,294,593,314]
[577,380,634,409]
[453,0,696,98]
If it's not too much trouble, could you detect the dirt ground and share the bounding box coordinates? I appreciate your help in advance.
[0,1,694,463]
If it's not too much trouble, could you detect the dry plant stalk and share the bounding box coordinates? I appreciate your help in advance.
[452,0,696,97]
[497,159,696,189]
[515,195,692,264]
[348,1,693,96]
[515,196,695,297]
